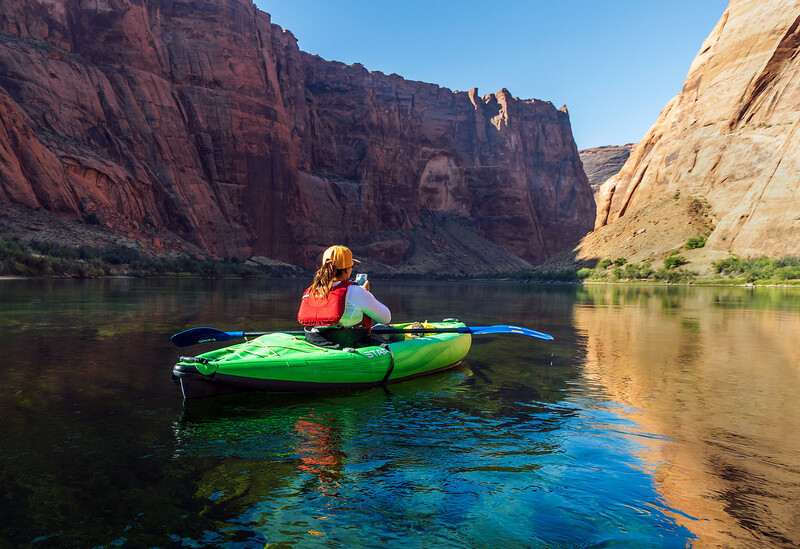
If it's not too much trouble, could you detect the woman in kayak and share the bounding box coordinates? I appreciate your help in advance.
[298,245,391,348]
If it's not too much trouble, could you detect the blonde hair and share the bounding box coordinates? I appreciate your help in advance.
[309,260,348,298]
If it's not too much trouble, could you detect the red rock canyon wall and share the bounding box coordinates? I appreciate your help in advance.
[0,0,595,268]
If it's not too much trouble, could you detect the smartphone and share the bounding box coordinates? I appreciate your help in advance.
[355,273,368,286]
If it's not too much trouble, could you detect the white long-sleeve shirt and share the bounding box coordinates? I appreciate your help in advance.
[334,281,391,327]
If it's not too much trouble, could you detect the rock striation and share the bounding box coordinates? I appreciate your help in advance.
[0,0,595,272]
[589,0,800,261]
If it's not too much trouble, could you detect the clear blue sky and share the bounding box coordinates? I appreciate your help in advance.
[256,0,729,150]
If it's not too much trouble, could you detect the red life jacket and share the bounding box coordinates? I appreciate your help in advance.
[297,281,372,328]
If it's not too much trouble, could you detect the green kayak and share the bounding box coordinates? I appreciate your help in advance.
[172,320,472,399]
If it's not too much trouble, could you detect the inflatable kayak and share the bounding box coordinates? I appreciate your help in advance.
[172,320,472,399]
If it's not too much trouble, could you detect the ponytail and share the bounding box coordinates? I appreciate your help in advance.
[310,261,347,298]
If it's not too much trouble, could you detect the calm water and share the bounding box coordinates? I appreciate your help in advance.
[1,279,799,548]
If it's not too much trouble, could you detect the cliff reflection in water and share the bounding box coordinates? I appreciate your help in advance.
[3,279,798,546]
[573,285,800,547]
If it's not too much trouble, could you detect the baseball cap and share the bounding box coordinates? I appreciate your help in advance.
[322,245,360,269]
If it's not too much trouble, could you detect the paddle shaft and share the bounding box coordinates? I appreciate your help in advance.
[373,327,464,334]
[248,325,552,338]
[201,328,477,337]
[240,327,498,336]
[171,324,553,347]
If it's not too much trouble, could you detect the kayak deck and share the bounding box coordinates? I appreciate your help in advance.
[172,321,472,399]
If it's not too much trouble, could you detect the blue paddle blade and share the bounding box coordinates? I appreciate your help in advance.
[462,325,554,340]
[170,327,243,347]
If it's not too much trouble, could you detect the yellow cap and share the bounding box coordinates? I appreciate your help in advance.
[322,245,360,269]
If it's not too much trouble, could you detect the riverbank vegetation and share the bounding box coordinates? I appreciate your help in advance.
[0,234,288,278]
[3,232,799,285]
[516,254,800,285]
[509,233,800,285]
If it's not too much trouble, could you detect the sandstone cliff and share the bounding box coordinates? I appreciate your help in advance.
[0,0,595,273]
[584,0,800,264]
[578,144,634,195]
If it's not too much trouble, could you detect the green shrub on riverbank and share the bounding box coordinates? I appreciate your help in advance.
[663,251,688,269]
[0,234,266,278]
[713,256,800,283]
[685,236,707,249]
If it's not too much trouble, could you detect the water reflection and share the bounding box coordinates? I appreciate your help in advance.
[574,284,800,547]
[3,279,796,547]
[169,370,694,547]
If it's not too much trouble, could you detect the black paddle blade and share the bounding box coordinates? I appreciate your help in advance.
[170,327,240,347]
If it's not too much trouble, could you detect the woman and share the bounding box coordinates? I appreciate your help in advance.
[298,245,391,348]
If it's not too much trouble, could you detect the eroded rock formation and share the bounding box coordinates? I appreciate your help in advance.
[0,0,595,272]
[578,144,634,195]
[588,0,800,261]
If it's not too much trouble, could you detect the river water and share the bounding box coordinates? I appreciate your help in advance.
[0,278,798,548]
